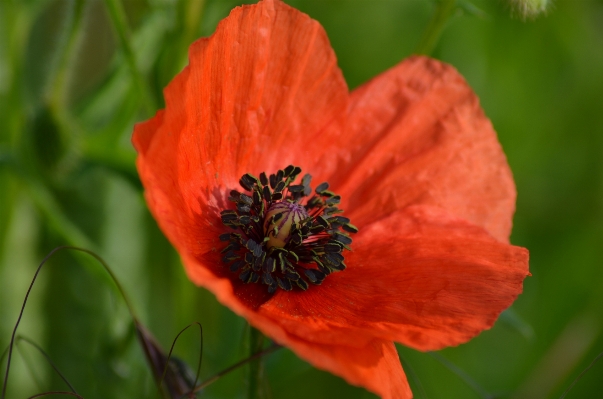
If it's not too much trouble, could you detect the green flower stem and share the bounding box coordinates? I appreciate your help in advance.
[415,0,457,55]
[103,0,158,115]
[248,327,265,399]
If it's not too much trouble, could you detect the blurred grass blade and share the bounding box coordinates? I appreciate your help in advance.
[500,308,535,340]
[47,0,85,112]
[103,0,158,115]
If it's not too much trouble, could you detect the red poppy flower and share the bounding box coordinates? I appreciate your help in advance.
[132,0,529,398]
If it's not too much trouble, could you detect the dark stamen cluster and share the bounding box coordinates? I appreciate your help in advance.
[219,165,358,293]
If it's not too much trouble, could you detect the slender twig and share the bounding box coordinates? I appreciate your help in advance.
[2,247,63,399]
[16,336,78,395]
[415,0,457,55]
[1,246,139,399]
[559,350,603,399]
[15,342,44,392]
[428,352,494,399]
[159,322,203,398]
[191,343,281,394]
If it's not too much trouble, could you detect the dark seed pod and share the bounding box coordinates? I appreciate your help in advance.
[263,185,272,202]
[222,251,239,262]
[239,269,252,282]
[237,203,251,213]
[230,260,244,272]
[295,279,309,290]
[304,269,319,283]
[315,182,329,194]
[317,216,330,228]
[230,190,242,199]
[269,174,277,189]
[253,190,262,206]
[342,223,358,233]
[325,196,341,206]
[244,252,254,264]
[277,277,292,291]
[334,216,350,224]
[264,257,276,273]
[333,233,352,245]
[274,181,286,193]
[240,194,253,205]
[301,174,312,187]
[239,175,253,191]
[324,243,342,253]
[263,272,275,286]
[268,283,278,294]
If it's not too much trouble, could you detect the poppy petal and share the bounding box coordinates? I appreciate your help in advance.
[276,336,412,399]
[132,0,348,307]
[133,0,347,185]
[180,253,412,399]
[310,56,516,243]
[260,205,529,351]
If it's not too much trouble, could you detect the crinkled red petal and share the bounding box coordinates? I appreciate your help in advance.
[307,56,517,243]
[259,205,529,351]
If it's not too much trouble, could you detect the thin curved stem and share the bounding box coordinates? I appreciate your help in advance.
[1,246,139,399]
[16,336,77,394]
[415,0,457,55]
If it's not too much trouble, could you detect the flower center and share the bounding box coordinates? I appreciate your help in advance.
[264,201,309,249]
[219,165,358,293]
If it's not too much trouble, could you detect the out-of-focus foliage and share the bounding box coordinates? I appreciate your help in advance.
[1,0,602,398]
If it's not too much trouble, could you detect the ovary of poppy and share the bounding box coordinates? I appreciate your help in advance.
[132,0,530,398]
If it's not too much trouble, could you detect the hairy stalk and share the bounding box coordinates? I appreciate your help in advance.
[248,327,265,399]
[191,343,280,394]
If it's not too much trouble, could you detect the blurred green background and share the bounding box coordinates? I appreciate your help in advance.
[1,0,602,398]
